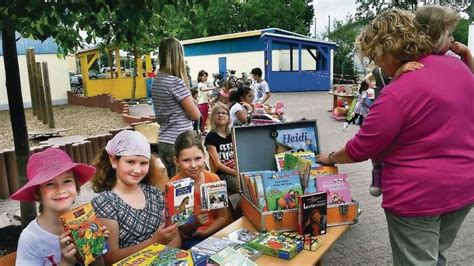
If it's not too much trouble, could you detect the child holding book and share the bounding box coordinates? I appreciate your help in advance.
[91,130,180,264]
[11,147,106,265]
[170,130,231,249]
[205,103,238,194]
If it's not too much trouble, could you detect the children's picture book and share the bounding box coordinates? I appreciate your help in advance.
[316,173,352,205]
[165,177,194,226]
[298,192,327,236]
[292,151,319,168]
[306,166,339,193]
[275,127,318,153]
[279,232,323,252]
[232,244,263,261]
[240,171,271,211]
[284,153,312,192]
[201,180,228,210]
[112,243,205,266]
[224,228,260,244]
[191,236,238,256]
[247,232,304,260]
[59,202,108,266]
[211,247,257,266]
[262,170,303,211]
[274,152,287,171]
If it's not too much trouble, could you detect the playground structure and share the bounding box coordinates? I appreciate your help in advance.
[76,47,153,99]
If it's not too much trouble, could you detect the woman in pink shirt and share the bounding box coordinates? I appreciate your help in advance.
[317,9,474,265]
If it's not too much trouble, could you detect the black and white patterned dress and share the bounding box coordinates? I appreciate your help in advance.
[92,184,166,248]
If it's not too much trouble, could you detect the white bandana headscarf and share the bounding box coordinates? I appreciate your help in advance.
[105,130,151,159]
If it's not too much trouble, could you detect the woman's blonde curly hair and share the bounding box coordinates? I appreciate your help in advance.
[356,9,434,64]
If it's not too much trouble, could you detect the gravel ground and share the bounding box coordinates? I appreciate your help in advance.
[0,105,128,150]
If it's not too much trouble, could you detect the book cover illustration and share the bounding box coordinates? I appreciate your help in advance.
[201,180,228,210]
[274,152,287,171]
[284,153,312,193]
[191,236,238,256]
[275,127,318,153]
[232,244,263,261]
[262,170,303,211]
[165,177,195,226]
[112,243,198,266]
[298,192,327,236]
[247,232,304,260]
[292,151,319,168]
[306,166,339,194]
[224,228,260,244]
[210,247,257,266]
[59,202,108,266]
[279,232,323,252]
[252,173,268,211]
[316,173,352,205]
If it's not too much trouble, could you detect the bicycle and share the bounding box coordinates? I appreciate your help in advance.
[213,69,238,87]
[236,72,252,87]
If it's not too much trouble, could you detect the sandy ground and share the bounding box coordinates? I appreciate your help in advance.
[0,105,128,151]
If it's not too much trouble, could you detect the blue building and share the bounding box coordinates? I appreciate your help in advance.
[182,28,337,92]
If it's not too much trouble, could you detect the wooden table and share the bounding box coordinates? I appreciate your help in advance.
[213,217,349,266]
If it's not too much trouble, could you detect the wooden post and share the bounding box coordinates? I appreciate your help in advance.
[35,62,46,124]
[65,143,74,160]
[3,149,20,195]
[79,143,87,164]
[84,141,94,164]
[72,144,81,163]
[0,152,10,199]
[25,48,38,117]
[41,62,55,128]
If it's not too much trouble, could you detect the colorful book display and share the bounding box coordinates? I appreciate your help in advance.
[316,173,352,205]
[262,170,303,211]
[165,177,194,226]
[224,228,260,244]
[59,203,108,266]
[200,180,228,210]
[275,127,318,153]
[279,232,323,252]
[210,247,257,266]
[232,244,263,261]
[112,243,206,266]
[306,166,339,193]
[191,236,238,256]
[247,232,304,260]
[298,192,327,236]
[284,153,312,192]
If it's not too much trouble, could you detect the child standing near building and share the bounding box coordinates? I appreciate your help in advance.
[11,148,104,265]
[197,70,214,135]
[191,88,201,134]
[250,67,271,104]
[91,130,180,264]
[343,81,372,131]
[170,130,231,249]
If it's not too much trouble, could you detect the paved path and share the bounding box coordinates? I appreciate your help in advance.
[1,91,472,264]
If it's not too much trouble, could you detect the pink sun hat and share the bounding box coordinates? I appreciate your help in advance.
[10,147,96,202]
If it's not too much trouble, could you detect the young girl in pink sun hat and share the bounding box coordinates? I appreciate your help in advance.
[10,147,108,265]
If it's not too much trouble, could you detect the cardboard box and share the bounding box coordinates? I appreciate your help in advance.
[233,120,359,232]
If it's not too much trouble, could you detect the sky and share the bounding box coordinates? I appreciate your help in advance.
[311,0,359,37]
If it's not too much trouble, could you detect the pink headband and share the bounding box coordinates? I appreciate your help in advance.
[105,130,151,159]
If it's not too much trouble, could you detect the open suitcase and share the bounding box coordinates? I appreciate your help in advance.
[232,120,359,232]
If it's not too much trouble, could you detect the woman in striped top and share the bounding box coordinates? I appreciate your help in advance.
[151,37,201,176]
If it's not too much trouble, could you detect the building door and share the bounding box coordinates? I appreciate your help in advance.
[218,57,227,79]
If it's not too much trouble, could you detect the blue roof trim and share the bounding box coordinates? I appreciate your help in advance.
[0,33,59,56]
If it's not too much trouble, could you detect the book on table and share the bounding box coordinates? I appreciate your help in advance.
[59,202,108,266]
[298,192,328,236]
[112,243,206,266]
[261,170,303,211]
[210,247,257,266]
[247,232,304,260]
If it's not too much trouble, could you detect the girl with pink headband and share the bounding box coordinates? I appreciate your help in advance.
[91,130,180,264]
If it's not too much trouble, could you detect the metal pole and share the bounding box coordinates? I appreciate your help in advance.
[328,15,331,36]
